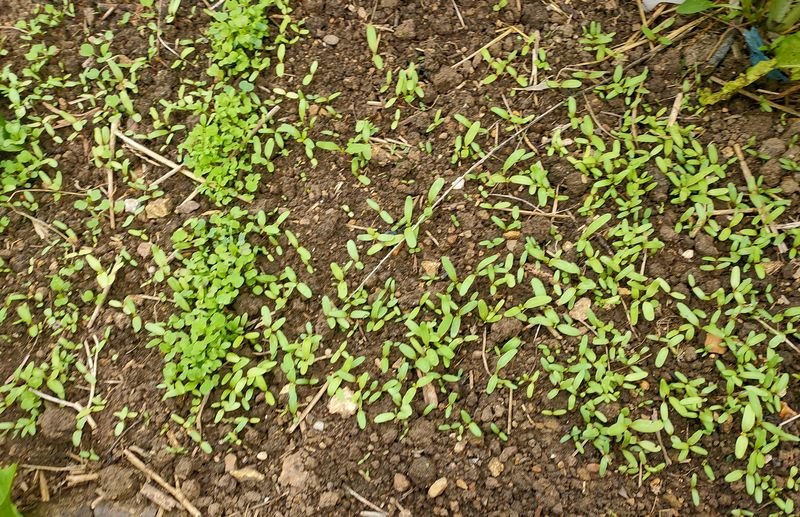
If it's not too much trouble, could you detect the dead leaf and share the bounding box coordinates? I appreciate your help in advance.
[31,219,50,240]
[762,261,784,276]
[568,297,592,322]
[780,401,798,421]
[230,467,265,482]
[327,387,358,417]
[421,379,438,409]
[421,260,440,278]
[704,333,726,355]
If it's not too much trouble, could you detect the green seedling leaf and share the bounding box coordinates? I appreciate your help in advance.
[629,419,664,433]
[676,0,715,14]
[374,412,395,423]
[581,213,612,240]
[551,259,580,275]
[441,256,458,282]
[735,434,748,459]
[741,405,756,433]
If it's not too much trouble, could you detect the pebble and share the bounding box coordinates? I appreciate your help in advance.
[224,453,237,473]
[428,477,448,498]
[136,241,152,259]
[488,458,504,477]
[175,200,200,214]
[278,453,308,488]
[323,34,339,46]
[421,259,440,277]
[174,456,195,479]
[98,466,139,500]
[407,456,436,485]
[393,473,411,492]
[144,197,172,219]
[256,451,268,461]
[759,137,787,158]
[318,491,340,508]
[123,198,141,213]
[456,479,468,490]
[780,176,799,195]
[395,19,416,40]
[313,420,325,432]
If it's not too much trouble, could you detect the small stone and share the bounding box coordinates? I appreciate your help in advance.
[182,479,201,500]
[428,477,448,498]
[395,19,416,40]
[407,457,436,486]
[658,224,678,242]
[99,466,140,500]
[681,249,694,259]
[256,452,268,461]
[421,260,440,277]
[456,479,468,490]
[174,457,195,479]
[488,317,524,346]
[488,458,504,477]
[760,159,783,187]
[323,34,339,46]
[380,0,399,7]
[224,453,237,473]
[313,420,325,432]
[431,67,462,94]
[278,453,308,488]
[759,137,787,158]
[174,200,200,214]
[136,241,152,259]
[694,232,719,257]
[393,473,411,492]
[780,176,799,195]
[39,405,75,440]
[123,198,141,213]
[318,491,340,508]
[485,477,501,489]
[145,198,172,219]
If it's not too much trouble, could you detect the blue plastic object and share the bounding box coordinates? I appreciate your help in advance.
[743,27,789,82]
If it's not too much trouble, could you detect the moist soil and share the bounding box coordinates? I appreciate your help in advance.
[1,1,799,516]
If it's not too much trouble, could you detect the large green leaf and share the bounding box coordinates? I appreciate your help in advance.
[775,32,800,80]
[0,464,22,517]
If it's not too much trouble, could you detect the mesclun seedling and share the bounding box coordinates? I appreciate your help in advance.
[205,0,305,81]
[579,21,616,60]
[145,207,315,447]
[178,86,278,204]
[365,24,384,70]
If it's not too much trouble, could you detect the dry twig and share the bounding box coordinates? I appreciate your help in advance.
[123,449,201,517]
[287,380,329,433]
[344,485,386,516]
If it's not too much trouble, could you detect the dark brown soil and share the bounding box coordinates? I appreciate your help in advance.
[1,1,799,516]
